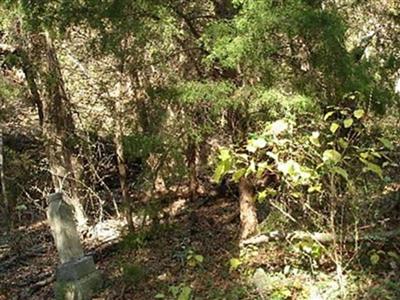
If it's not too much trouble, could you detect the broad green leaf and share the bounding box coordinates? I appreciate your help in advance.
[219,149,231,161]
[232,168,246,183]
[270,119,288,135]
[253,137,267,149]
[257,161,269,170]
[236,153,249,162]
[246,160,256,176]
[307,184,322,193]
[343,118,353,128]
[265,187,278,196]
[370,253,380,265]
[378,138,394,150]
[323,150,342,164]
[302,245,312,254]
[246,137,267,153]
[371,151,382,158]
[169,286,180,297]
[229,258,242,271]
[360,158,383,179]
[338,138,349,149]
[291,192,302,198]
[277,159,301,177]
[258,188,277,201]
[324,111,335,121]
[258,190,267,202]
[155,294,165,299]
[266,151,278,161]
[309,131,320,147]
[332,166,349,181]
[246,143,257,153]
[330,122,340,134]
[354,109,365,119]
[256,162,270,178]
[194,255,204,263]
[299,166,312,181]
[178,286,192,300]
[213,161,228,183]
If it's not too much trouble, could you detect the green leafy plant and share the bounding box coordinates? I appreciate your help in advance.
[186,249,204,268]
[121,263,147,286]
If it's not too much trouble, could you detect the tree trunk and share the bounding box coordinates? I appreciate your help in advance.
[19,50,44,126]
[0,43,43,126]
[0,126,10,229]
[114,129,134,232]
[239,177,258,240]
[42,32,87,227]
[113,83,134,232]
[187,136,198,200]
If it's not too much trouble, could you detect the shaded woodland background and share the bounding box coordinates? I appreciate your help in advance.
[0,0,400,299]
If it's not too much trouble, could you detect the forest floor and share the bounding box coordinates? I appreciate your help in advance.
[1,188,400,299]
[0,191,248,299]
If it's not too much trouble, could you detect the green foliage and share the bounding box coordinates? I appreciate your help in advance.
[176,81,234,109]
[214,97,393,235]
[123,134,163,159]
[228,257,242,272]
[186,249,204,268]
[158,283,192,300]
[120,231,148,251]
[121,263,147,286]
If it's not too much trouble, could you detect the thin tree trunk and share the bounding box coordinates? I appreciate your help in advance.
[0,127,10,228]
[187,136,198,200]
[19,51,44,126]
[113,83,134,232]
[114,129,134,232]
[0,43,43,126]
[239,177,258,240]
[42,31,87,227]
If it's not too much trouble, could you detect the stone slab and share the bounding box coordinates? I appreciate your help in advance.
[55,270,102,300]
[56,256,97,282]
[47,192,84,263]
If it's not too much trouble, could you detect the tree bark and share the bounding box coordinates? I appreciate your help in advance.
[0,126,9,228]
[20,51,44,126]
[187,136,198,201]
[239,177,258,240]
[0,43,43,126]
[113,83,134,232]
[42,32,87,227]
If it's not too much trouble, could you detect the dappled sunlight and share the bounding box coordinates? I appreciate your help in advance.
[1,0,400,298]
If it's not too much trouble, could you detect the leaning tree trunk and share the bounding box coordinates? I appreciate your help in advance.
[42,32,87,227]
[114,125,134,233]
[187,136,198,201]
[239,177,258,240]
[113,81,134,232]
[19,49,44,126]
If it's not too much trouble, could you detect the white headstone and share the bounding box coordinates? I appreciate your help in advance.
[47,193,84,263]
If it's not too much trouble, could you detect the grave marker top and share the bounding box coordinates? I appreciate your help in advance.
[47,192,84,263]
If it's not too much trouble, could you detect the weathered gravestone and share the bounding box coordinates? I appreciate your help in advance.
[47,192,102,300]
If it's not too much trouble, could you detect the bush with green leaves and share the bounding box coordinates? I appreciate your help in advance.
[214,99,394,232]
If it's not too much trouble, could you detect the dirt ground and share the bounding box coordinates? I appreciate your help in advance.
[0,194,249,299]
